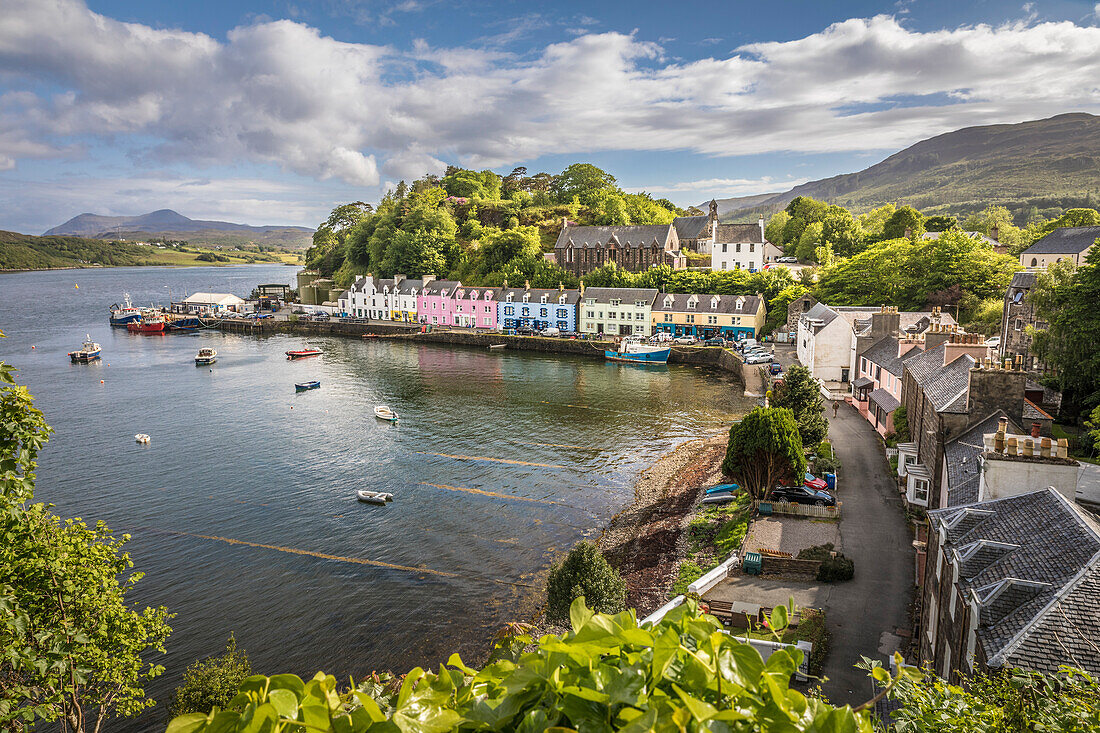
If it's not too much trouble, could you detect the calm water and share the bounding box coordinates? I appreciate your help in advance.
[0,265,753,728]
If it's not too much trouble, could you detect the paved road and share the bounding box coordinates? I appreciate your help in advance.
[822,402,914,704]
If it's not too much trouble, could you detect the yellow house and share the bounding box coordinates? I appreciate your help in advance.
[651,292,765,339]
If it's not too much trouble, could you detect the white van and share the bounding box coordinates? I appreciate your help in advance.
[541,327,561,336]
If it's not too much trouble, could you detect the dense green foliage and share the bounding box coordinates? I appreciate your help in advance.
[884,665,1100,732]
[0,230,177,269]
[721,407,806,499]
[1028,248,1100,416]
[167,597,875,733]
[890,406,909,442]
[170,635,253,717]
[797,545,855,583]
[546,541,627,623]
[770,366,829,447]
[0,332,172,732]
[304,163,684,287]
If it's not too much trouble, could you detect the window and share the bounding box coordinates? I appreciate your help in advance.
[504,306,515,316]
[875,366,881,381]
[636,312,644,320]
[736,243,742,252]
[567,247,573,263]
[687,314,695,323]
[540,295,548,304]
[557,308,568,318]
[1031,257,1038,267]
[687,300,696,310]
[707,315,717,324]
[507,293,513,302]
[586,310,595,318]
[634,301,645,307]
[720,262,726,270]
[609,312,617,320]
[711,299,719,310]
[926,591,938,645]
[913,479,929,504]
[736,300,743,311]
[722,243,727,253]
[749,243,755,252]
[610,299,621,307]
[1014,318,1022,331]
[539,308,548,318]
[523,294,530,303]
[664,313,673,322]
[483,317,491,325]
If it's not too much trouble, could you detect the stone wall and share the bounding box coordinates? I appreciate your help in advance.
[762,556,822,577]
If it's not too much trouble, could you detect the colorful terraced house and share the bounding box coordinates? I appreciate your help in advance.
[497,281,581,331]
[651,293,765,340]
[417,280,462,326]
[453,285,498,329]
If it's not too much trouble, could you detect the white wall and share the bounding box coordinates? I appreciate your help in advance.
[798,319,852,382]
[979,457,1079,503]
[712,241,765,273]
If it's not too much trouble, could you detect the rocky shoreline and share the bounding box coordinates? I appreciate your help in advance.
[599,433,728,618]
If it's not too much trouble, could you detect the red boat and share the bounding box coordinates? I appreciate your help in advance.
[286,349,322,359]
[127,317,166,334]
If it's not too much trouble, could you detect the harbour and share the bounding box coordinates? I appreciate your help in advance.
[0,264,756,732]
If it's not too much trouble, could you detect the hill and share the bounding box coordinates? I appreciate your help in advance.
[44,209,314,249]
[714,113,1100,223]
[0,230,299,271]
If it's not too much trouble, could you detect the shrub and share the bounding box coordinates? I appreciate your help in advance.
[545,541,626,623]
[672,560,707,595]
[796,543,836,561]
[169,634,252,717]
[818,555,855,582]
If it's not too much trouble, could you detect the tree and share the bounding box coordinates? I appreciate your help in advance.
[924,215,958,233]
[771,365,829,446]
[882,205,924,240]
[795,221,823,262]
[765,210,790,245]
[169,635,252,717]
[820,206,864,257]
[721,407,806,499]
[883,665,1100,732]
[0,336,172,733]
[545,542,625,623]
[477,226,541,274]
[1029,250,1100,414]
[168,598,877,733]
[551,163,616,203]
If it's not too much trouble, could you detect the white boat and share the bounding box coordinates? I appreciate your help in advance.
[195,347,217,365]
[488,343,506,349]
[134,433,151,444]
[68,335,101,363]
[357,489,393,505]
[374,405,399,422]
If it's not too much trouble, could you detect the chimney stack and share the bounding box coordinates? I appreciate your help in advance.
[562,217,570,229]
[990,225,999,242]
[1031,422,1041,439]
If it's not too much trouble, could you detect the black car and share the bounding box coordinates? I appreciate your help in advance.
[515,326,536,336]
[769,485,836,507]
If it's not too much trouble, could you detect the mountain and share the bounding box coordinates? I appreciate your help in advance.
[712,113,1100,222]
[44,209,314,249]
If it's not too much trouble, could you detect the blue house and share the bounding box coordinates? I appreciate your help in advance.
[497,282,580,332]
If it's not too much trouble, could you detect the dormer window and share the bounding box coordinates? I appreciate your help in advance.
[558,294,566,304]
[735,298,743,311]
[711,296,719,310]
[610,299,621,307]
[523,294,530,303]
[540,295,548,304]
[687,300,696,310]
[458,290,465,299]
[506,293,514,303]
[634,300,645,308]
[585,298,595,306]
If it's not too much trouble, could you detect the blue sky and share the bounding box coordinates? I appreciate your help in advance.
[2,0,1100,233]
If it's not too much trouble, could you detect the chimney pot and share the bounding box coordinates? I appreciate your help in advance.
[1058,438,1069,459]
[1023,438,1034,457]
[1040,437,1051,458]
[1031,422,1041,439]
[1006,435,1018,455]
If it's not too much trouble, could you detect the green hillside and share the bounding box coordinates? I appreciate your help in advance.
[720,113,1100,224]
[0,231,300,270]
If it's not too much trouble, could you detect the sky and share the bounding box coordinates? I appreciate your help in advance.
[2,0,1100,234]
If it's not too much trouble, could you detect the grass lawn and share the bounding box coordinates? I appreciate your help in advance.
[673,491,753,594]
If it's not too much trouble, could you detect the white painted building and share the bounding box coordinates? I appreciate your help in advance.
[711,219,767,273]
[579,286,658,337]
[341,274,436,322]
[172,292,246,314]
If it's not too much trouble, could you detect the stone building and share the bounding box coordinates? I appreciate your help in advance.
[671,200,719,254]
[554,222,685,277]
[1019,225,1100,269]
[920,488,1100,681]
[998,271,1048,373]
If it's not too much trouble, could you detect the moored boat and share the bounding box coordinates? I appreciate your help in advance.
[295,380,321,392]
[356,489,393,505]
[374,405,398,422]
[706,483,740,495]
[286,348,322,359]
[127,315,166,333]
[488,343,506,349]
[68,335,101,363]
[195,347,217,365]
[109,295,142,326]
[134,433,151,444]
[605,338,670,365]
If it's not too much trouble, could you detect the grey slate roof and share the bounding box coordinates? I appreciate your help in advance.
[1023,399,1052,420]
[714,223,763,243]
[653,292,762,315]
[554,224,675,250]
[1010,271,1038,290]
[453,286,497,301]
[869,388,900,414]
[1022,226,1100,255]
[499,287,582,305]
[862,336,920,378]
[580,287,658,305]
[906,345,976,412]
[943,412,1017,507]
[673,215,710,240]
[801,302,841,328]
[396,278,426,295]
[421,280,462,297]
[929,489,1100,674]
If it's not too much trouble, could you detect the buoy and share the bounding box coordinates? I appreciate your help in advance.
[74,284,78,289]
[100,380,104,383]
[30,345,35,349]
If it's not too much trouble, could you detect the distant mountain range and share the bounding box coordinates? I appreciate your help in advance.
[710,113,1100,223]
[44,209,314,249]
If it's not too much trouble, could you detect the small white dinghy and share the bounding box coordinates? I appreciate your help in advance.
[357,490,393,505]
[134,433,151,444]
[374,405,399,422]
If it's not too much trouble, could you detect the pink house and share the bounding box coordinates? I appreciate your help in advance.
[454,286,498,329]
[417,280,462,326]
[853,335,925,435]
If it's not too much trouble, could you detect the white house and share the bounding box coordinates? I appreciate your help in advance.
[711,220,767,273]
[578,286,658,337]
[172,292,246,315]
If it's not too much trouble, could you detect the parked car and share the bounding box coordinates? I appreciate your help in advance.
[745,352,773,365]
[541,327,561,336]
[516,326,536,336]
[770,485,836,507]
[560,330,580,339]
[777,256,798,263]
[984,336,1001,348]
[769,362,783,375]
[673,335,697,345]
[803,473,829,490]
[654,332,674,343]
[703,337,726,347]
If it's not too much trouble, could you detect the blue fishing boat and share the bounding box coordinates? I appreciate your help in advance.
[109,294,142,326]
[605,338,670,365]
[706,483,740,495]
[295,380,321,392]
[167,317,205,331]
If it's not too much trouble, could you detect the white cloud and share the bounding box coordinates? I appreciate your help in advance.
[2,2,1100,188]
